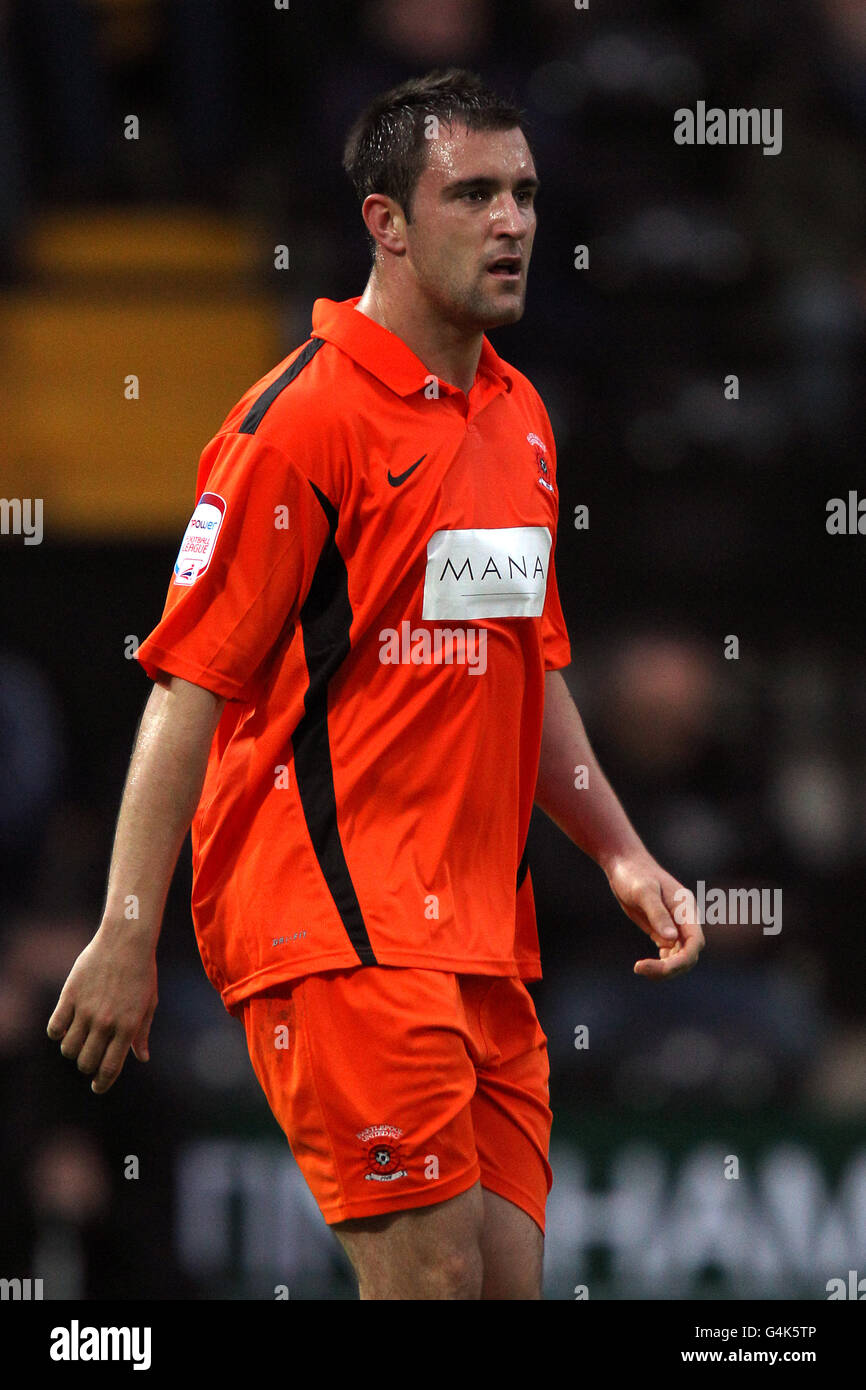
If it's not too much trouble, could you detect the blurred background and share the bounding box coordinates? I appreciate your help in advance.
[0,0,864,1300]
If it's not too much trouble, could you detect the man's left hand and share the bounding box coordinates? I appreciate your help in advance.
[605,852,705,980]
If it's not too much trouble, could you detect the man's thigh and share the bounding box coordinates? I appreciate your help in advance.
[480,1187,544,1300]
[332,1179,486,1300]
[333,1183,543,1300]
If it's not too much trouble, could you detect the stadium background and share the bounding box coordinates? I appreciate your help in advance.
[0,0,863,1300]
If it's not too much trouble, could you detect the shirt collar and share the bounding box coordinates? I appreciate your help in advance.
[310,296,514,401]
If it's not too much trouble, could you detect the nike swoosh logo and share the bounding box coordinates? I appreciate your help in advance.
[387,455,426,487]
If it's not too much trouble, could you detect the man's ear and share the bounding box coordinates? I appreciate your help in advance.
[362,194,408,255]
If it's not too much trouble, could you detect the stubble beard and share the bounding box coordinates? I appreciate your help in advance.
[427,269,527,333]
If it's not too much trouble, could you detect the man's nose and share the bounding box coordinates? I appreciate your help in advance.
[491,196,530,236]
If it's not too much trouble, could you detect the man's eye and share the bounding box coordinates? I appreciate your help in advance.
[463,190,486,201]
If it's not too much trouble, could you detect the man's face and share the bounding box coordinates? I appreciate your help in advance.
[400,123,538,331]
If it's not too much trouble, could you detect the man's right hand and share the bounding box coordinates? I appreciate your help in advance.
[44,673,224,1094]
[46,925,158,1094]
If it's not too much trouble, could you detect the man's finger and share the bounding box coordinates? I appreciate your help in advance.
[634,930,704,979]
[635,883,679,942]
[634,953,693,979]
[676,917,706,963]
[76,1023,117,1077]
[664,883,699,925]
[46,997,74,1041]
[91,1034,132,1095]
[58,1016,89,1061]
[132,1001,156,1063]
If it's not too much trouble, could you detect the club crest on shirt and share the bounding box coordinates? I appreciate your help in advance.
[527,432,555,494]
[173,491,226,585]
[357,1124,409,1182]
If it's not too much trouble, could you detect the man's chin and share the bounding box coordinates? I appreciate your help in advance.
[477,288,526,328]
[485,301,525,329]
[440,283,527,331]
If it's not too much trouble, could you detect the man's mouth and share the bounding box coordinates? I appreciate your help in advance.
[486,256,522,280]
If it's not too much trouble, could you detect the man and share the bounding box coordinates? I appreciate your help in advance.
[47,69,704,1300]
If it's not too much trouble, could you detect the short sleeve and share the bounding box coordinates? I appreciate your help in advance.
[541,536,571,670]
[136,432,330,700]
[529,390,571,671]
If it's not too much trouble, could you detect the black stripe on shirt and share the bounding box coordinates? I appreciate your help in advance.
[291,480,378,966]
[238,337,326,434]
[516,841,530,891]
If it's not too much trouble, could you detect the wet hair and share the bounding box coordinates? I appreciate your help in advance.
[342,67,530,259]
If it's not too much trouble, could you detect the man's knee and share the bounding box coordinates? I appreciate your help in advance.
[358,1241,483,1300]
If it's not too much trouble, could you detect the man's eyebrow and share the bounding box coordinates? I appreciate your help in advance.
[442,175,540,196]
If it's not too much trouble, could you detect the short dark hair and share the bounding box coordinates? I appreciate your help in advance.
[342,68,530,259]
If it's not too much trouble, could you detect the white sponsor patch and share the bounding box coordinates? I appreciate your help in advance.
[173,492,226,585]
[422,526,552,620]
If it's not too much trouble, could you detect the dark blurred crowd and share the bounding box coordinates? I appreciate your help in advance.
[1,0,864,1296]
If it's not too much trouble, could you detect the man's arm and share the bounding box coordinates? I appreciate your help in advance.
[46,673,225,1092]
[535,669,704,978]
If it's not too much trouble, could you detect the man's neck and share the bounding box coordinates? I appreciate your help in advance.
[354,278,483,397]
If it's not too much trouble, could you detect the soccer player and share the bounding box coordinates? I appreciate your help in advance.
[47,69,704,1300]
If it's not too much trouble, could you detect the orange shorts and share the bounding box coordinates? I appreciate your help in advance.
[237,966,553,1233]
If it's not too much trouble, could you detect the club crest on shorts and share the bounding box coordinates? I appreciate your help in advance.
[357,1124,408,1182]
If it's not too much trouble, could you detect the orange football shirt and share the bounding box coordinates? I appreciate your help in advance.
[136,296,572,1009]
